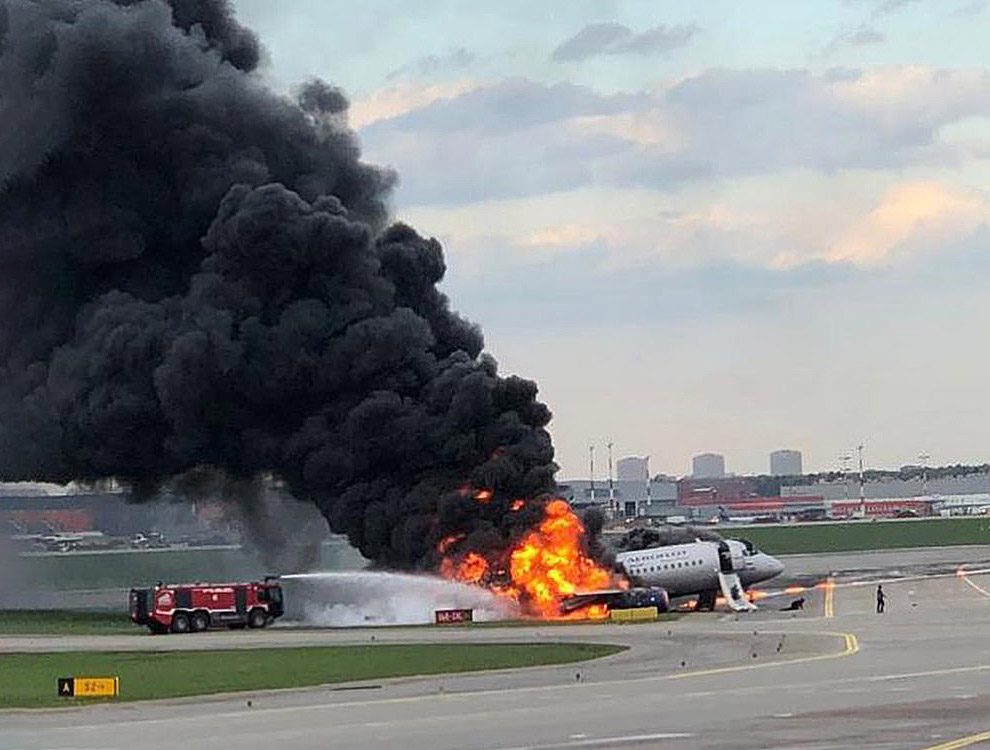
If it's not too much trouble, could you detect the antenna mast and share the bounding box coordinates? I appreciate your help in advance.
[645,455,652,512]
[858,444,865,517]
[589,444,596,506]
[607,441,615,520]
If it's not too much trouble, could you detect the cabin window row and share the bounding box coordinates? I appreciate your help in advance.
[631,559,704,573]
[644,550,689,559]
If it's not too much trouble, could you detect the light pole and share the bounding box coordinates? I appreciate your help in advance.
[839,453,852,502]
[607,441,615,521]
[588,444,596,507]
[858,444,865,518]
[645,455,652,513]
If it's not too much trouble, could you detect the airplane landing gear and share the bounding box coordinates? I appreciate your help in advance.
[697,590,717,611]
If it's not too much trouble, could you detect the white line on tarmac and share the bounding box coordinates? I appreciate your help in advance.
[1,632,858,735]
[669,663,990,701]
[750,566,990,604]
[959,571,990,599]
[12,660,988,747]
[494,732,694,749]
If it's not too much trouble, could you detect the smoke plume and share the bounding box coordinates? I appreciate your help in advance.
[284,571,517,626]
[614,526,723,553]
[0,0,556,570]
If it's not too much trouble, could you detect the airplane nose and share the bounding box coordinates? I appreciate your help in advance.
[768,556,785,578]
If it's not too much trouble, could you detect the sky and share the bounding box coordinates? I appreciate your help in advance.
[232,0,990,478]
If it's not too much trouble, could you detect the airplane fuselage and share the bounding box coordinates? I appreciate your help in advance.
[615,538,784,598]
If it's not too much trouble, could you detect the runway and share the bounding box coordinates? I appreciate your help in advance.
[4,546,990,749]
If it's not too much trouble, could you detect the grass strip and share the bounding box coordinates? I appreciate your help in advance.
[0,642,624,708]
[0,610,133,635]
[739,517,990,555]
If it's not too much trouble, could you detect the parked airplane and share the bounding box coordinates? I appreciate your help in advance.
[32,533,86,552]
[615,538,785,611]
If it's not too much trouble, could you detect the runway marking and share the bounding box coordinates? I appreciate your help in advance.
[23,660,990,746]
[817,566,990,594]
[7,631,860,734]
[919,730,990,750]
[741,565,990,613]
[666,631,858,681]
[958,568,990,600]
[824,576,835,618]
[672,664,990,702]
[495,732,694,749]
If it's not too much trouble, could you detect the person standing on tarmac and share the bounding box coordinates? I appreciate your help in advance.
[876,584,886,614]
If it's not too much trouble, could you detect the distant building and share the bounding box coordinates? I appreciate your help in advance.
[783,472,990,501]
[770,450,802,476]
[558,478,677,519]
[678,477,757,506]
[692,453,725,479]
[616,456,650,482]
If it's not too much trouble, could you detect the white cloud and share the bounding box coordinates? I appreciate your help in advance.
[386,48,475,81]
[550,22,699,63]
[820,24,886,57]
[401,173,990,276]
[348,79,481,129]
[359,67,990,206]
[827,181,990,266]
[568,110,684,149]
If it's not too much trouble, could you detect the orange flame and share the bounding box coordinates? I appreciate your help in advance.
[437,534,465,555]
[438,497,620,620]
[440,552,490,584]
[509,499,613,617]
[474,489,493,504]
[510,499,525,511]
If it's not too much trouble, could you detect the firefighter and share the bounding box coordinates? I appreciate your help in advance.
[876,584,886,614]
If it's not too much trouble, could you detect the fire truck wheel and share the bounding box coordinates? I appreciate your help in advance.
[190,611,210,632]
[170,612,191,634]
[248,608,268,629]
[148,623,168,635]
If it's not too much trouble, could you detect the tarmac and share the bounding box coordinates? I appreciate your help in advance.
[4,546,990,749]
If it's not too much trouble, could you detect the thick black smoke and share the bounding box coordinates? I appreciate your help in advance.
[0,0,556,569]
[614,526,723,553]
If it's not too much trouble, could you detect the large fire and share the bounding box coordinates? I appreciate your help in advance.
[438,495,621,620]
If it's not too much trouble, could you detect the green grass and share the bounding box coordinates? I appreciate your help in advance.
[0,643,624,708]
[16,540,366,591]
[0,610,134,635]
[738,516,990,555]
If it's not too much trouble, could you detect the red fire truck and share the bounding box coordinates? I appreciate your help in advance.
[129,578,284,634]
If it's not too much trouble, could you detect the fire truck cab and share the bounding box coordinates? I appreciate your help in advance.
[129,578,284,634]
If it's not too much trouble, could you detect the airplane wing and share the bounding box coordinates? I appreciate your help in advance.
[560,588,668,614]
[559,590,624,614]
